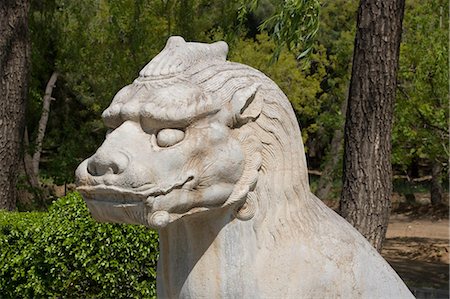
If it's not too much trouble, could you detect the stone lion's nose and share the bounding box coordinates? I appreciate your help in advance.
[87,150,129,176]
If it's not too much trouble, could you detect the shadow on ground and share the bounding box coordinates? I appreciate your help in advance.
[383,236,449,298]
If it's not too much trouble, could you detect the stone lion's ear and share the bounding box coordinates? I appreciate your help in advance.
[231,83,262,124]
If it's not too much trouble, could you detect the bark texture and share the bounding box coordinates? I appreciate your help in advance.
[0,0,30,210]
[340,0,405,251]
[430,161,443,206]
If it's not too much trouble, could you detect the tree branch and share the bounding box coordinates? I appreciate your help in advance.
[32,71,58,176]
[415,108,449,135]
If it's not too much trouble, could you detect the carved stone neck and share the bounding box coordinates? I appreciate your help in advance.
[157,208,260,298]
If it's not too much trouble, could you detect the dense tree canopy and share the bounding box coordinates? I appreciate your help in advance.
[392,0,448,190]
[13,0,448,212]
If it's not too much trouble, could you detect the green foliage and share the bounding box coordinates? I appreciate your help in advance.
[238,0,321,61]
[27,0,245,185]
[262,0,321,60]
[0,193,158,298]
[230,33,328,144]
[232,0,356,166]
[28,0,171,184]
[24,0,448,202]
[392,0,449,172]
[316,0,356,109]
[307,0,356,173]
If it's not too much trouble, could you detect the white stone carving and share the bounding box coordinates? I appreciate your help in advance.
[76,36,414,298]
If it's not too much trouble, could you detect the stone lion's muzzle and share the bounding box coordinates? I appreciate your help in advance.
[76,156,199,228]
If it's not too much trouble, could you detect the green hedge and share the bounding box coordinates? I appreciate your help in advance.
[0,193,158,298]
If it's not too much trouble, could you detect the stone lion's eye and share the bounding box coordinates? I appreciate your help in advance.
[156,129,185,147]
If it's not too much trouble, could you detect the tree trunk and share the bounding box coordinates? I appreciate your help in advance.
[23,127,39,189]
[430,161,443,206]
[339,0,405,252]
[316,98,347,200]
[32,71,58,176]
[315,126,343,200]
[0,0,30,210]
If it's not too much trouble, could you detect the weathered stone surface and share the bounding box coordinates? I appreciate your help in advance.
[76,36,414,298]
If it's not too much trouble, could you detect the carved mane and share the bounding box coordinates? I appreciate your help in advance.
[187,62,328,243]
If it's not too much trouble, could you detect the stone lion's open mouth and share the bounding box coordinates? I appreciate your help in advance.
[77,185,148,203]
[76,175,194,203]
[76,175,195,227]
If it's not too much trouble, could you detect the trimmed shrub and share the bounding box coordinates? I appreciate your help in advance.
[0,193,158,298]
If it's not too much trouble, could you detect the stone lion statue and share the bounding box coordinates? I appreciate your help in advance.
[76,36,413,298]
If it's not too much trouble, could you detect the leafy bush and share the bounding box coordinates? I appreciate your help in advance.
[0,193,158,298]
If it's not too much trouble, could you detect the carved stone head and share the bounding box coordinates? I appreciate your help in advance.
[75,36,309,229]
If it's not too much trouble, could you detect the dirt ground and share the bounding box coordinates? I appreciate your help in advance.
[382,194,449,295]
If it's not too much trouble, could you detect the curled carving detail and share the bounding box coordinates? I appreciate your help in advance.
[223,130,262,210]
[233,191,257,221]
[148,210,170,228]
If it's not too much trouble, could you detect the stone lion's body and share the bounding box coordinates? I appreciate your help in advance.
[76,37,413,298]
